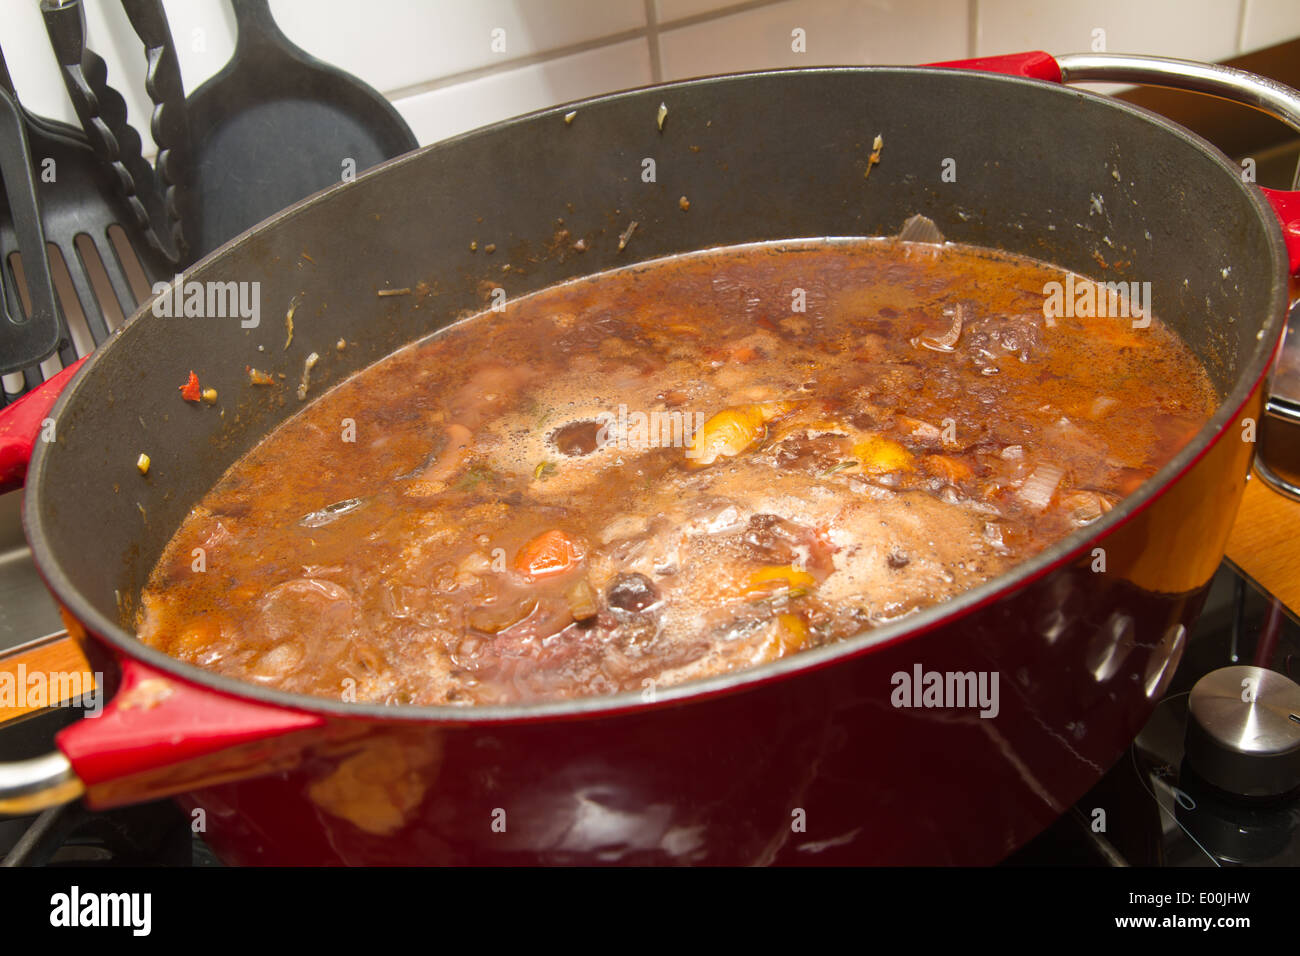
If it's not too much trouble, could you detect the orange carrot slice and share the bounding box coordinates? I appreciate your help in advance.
[514,529,585,580]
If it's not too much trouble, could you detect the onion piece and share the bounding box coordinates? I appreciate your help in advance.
[468,597,538,634]
[915,303,964,352]
[1060,490,1117,526]
[1016,463,1065,512]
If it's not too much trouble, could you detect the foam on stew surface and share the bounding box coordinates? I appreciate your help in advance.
[136,239,1216,705]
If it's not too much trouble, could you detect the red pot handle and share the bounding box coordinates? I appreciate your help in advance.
[930,51,1300,275]
[929,50,1062,82]
[1260,188,1300,275]
[56,657,327,809]
[0,356,85,494]
[0,647,329,813]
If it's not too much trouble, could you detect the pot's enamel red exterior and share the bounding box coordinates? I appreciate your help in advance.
[5,54,1297,863]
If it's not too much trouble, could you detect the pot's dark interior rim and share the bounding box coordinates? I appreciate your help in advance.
[24,65,1294,725]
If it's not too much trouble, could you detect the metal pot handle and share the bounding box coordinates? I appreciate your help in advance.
[934,52,1300,273]
[936,51,1300,154]
[1053,53,1300,189]
[0,752,83,815]
[1052,53,1300,499]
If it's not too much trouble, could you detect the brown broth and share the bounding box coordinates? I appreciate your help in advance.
[136,239,1217,705]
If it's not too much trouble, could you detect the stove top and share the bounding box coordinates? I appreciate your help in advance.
[1006,560,1300,867]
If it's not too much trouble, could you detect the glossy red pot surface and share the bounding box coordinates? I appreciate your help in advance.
[4,53,1299,863]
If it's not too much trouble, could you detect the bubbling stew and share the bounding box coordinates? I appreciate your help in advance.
[137,239,1216,706]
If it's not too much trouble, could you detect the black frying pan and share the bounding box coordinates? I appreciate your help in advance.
[186,0,418,257]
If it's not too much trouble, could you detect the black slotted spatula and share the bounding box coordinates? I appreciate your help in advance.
[0,70,61,376]
[0,43,171,395]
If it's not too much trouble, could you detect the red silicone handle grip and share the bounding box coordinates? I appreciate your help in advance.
[928,51,1063,83]
[57,657,326,808]
[1260,187,1300,275]
[0,356,86,494]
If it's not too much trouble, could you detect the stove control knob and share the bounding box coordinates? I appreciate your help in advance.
[1184,665,1300,799]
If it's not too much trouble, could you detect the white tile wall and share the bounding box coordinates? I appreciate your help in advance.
[393,37,653,144]
[0,0,1296,158]
[655,0,758,23]
[658,0,969,79]
[1240,0,1300,53]
[161,0,237,95]
[269,0,647,96]
[975,0,1243,62]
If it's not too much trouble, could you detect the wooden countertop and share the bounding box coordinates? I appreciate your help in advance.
[0,634,96,723]
[1225,473,1300,614]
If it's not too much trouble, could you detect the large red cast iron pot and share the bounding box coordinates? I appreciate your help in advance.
[1,52,1299,864]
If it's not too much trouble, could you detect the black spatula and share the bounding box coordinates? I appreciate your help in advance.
[0,44,170,394]
[186,0,418,258]
[0,73,60,376]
